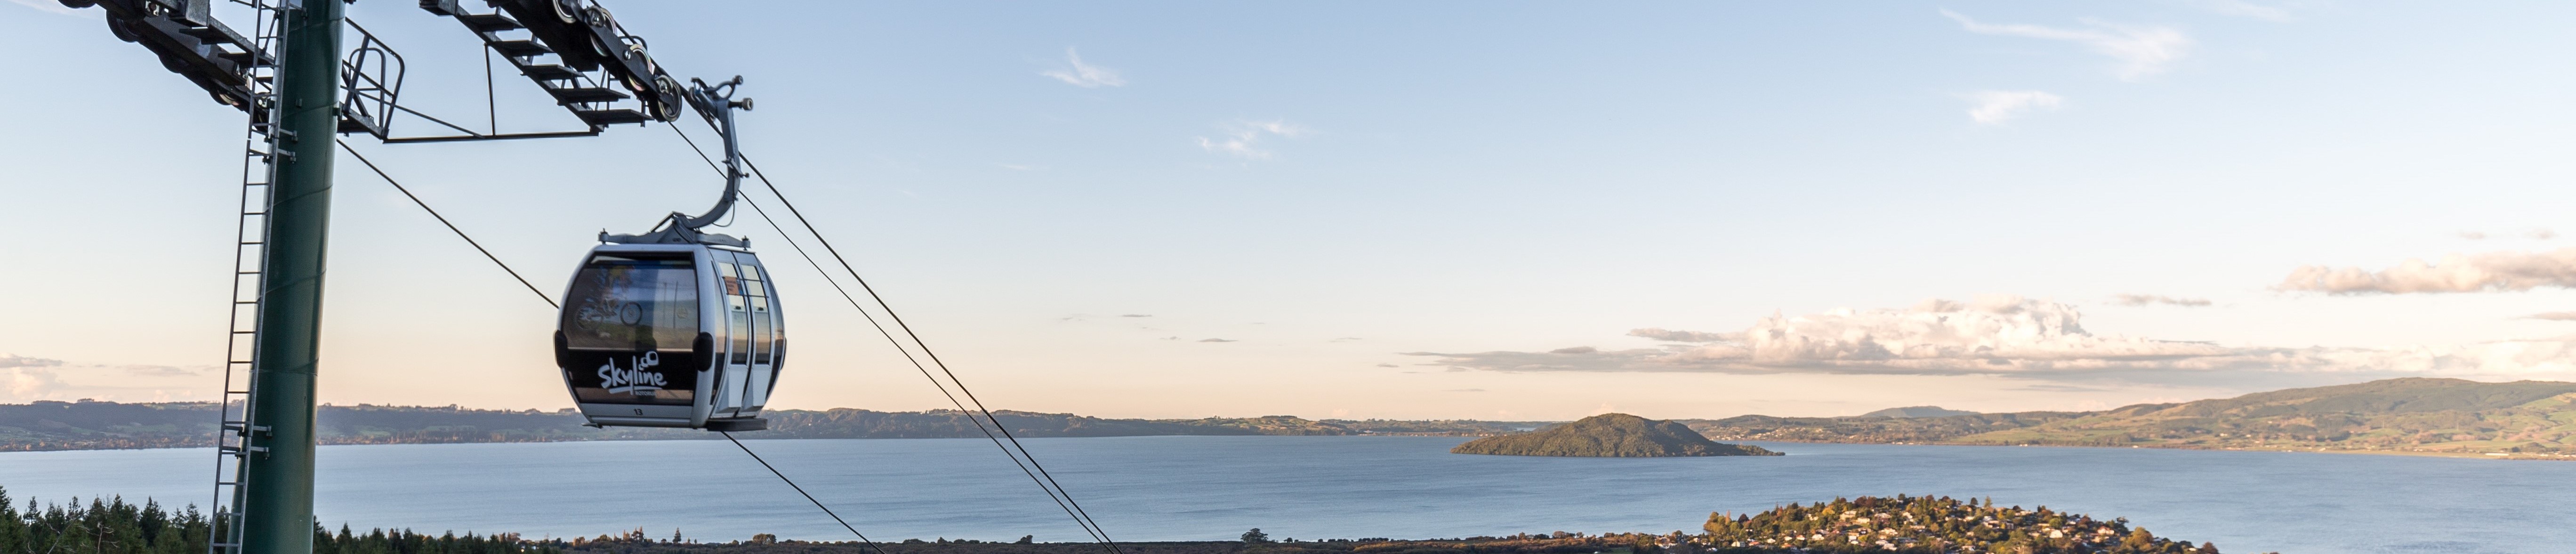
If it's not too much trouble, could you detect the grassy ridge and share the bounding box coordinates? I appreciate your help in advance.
[1692,378,2576,458]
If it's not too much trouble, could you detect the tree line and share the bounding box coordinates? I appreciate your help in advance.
[0,488,554,554]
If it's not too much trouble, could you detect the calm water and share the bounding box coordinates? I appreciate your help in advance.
[0,437,2564,554]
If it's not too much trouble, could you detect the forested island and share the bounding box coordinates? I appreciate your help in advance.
[1450,414,1778,457]
[0,488,2238,554]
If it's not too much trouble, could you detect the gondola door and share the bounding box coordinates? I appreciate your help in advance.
[707,251,779,420]
[742,254,779,413]
[711,255,749,419]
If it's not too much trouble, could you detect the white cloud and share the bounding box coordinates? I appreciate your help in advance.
[1,354,64,369]
[1195,119,1311,159]
[1942,10,2193,81]
[2177,0,2295,22]
[2460,231,2490,240]
[1405,295,2576,383]
[6,367,64,398]
[2525,312,2576,321]
[2276,248,2576,294]
[1962,90,2065,124]
[2531,228,2559,240]
[0,354,217,402]
[124,365,201,377]
[1629,328,1739,343]
[2110,294,2212,307]
[1039,48,1125,88]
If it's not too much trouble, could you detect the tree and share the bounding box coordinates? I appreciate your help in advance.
[1017,535,1035,544]
[1241,528,1271,544]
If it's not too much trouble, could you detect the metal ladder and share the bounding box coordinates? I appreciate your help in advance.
[208,0,288,552]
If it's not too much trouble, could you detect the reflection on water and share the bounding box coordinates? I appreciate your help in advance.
[0,436,2565,554]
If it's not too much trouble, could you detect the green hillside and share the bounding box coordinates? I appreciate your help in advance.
[1452,413,1779,457]
[1693,377,2576,458]
[1948,378,2576,456]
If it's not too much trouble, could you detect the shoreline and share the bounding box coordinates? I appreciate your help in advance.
[7,434,2570,461]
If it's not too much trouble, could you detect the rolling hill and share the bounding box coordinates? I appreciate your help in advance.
[1693,377,2576,458]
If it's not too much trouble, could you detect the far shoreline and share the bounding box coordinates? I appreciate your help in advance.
[6,434,2569,461]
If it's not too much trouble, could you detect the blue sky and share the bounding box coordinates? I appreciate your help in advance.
[13,1,2576,420]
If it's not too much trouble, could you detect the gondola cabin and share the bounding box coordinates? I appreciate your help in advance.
[554,242,782,431]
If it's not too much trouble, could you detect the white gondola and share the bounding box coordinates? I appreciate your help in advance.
[552,77,777,431]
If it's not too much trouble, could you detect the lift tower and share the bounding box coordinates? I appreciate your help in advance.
[236,1,343,554]
[64,0,707,552]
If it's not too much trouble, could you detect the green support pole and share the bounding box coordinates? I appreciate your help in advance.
[239,0,342,553]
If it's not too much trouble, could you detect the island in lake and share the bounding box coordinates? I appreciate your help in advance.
[1450,413,1780,457]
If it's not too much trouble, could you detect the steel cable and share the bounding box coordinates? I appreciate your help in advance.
[337,140,557,309]
[339,138,902,550]
[665,124,1122,551]
[721,431,894,554]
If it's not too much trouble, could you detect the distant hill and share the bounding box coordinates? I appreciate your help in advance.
[1946,377,2576,454]
[0,401,1548,452]
[1693,377,2576,458]
[1451,413,1779,457]
[1860,406,1979,418]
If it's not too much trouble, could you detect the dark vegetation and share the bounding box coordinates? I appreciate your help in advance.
[0,487,555,554]
[0,402,1549,452]
[6,486,2230,554]
[1451,414,1778,457]
[1699,495,2223,554]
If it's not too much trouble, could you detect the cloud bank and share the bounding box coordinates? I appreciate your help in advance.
[2111,294,2211,307]
[1942,10,2192,81]
[2276,248,2576,295]
[1406,296,2576,383]
[1040,48,1125,88]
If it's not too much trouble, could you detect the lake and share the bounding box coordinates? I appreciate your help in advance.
[0,436,2563,554]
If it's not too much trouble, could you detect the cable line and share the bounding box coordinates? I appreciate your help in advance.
[743,153,1123,553]
[663,124,1121,550]
[721,431,894,554]
[344,137,904,550]
[337,140,558,309]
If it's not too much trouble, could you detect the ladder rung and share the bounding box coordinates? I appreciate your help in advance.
[231,330,256,334]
